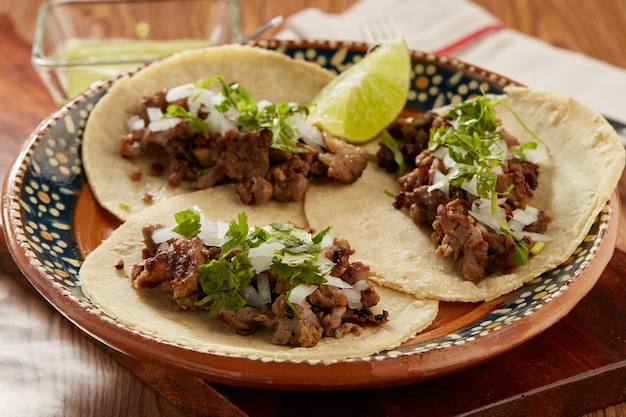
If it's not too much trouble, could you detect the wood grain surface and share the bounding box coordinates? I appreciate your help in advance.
[0,1,624,416]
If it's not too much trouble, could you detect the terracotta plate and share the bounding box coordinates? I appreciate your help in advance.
[1,40,618,390]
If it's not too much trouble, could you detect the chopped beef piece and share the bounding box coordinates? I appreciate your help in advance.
[191,129,274,190]
[377,111,448,173]
[146,119,189,147]
[267,154,310,202]
[343,308,389,327]
[345,262,380,308]
[432,199,491,281]
[119,129,147,158]
[309,285,349,337]
[150,162,165,177]
[496,158,540,209]
[131,236,209,309]
[140,89,168,118]
[317,133,369,183]
[166,156,189,188]
[141,224,163,257]
[236,176,273,205]
[323,238,353,277]
[524,210,553,234]
[217,307,263,335]
[270,294,324,347]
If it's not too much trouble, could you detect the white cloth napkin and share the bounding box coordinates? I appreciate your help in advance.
[279,0,626,127]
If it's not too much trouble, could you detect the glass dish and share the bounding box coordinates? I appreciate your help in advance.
[31,0,240,105]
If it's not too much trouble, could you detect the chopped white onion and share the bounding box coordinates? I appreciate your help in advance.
[239,285,261,306]
[206,109,237,135]
[292,113,325,152]
[352,280,369,292]
[443,151,456,169]
[460,177,478,196]
[431,169,449,197]
[165,83,195,102]
[151,225,179,244]
[257,99,272,110]
[288,284,317,306]
[158,242,171,252]
[488,140,506,158]
[146,107,163,123]
[469,198,506,232]
[512,230,554,242]
[508,218,526,233]
[148,117,184,133]
[316,253,336,267]
[239,273,272,307]
[248,241,284,273]
[432,145,448,161]
[256,273,272,305]
[187,88,212,116]
[324,275,353,289]
[198,218,229,247]
[511,206,539,226]
[126,115,144,131]
[223,106,240,123]
[320,231,335,251]
[342,288,363,309]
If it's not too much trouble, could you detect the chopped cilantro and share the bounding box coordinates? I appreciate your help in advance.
[530,241,545,256]
[164,104,209,134]
[311,226,331,245]
[172,207,201,238]
[381,129,407,176]
[427,94,541,215]
[200,76,310,153]
[191,211,333,317]
[195,251,255,317]
[498,219,530,266]
[218,212,269,258]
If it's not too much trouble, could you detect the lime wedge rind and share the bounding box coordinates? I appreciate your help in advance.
[308,37,411,143]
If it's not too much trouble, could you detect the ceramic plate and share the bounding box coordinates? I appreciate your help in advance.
[2,40,618,390]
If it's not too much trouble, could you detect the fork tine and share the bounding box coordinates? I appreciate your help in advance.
[359,15,401,44]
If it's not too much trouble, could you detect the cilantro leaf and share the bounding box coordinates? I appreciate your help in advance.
[219,212,268,258]
[172,208,201,238]
[195,251,255,317]
[164,104,209,134]
[509,141,538,160]
[498,220,530,266]
[312,226,332,245]
[381,129,407,176]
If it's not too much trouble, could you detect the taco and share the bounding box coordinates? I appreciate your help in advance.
[83,44,372,221]
[304,86,625,302]
[79,186,438,360]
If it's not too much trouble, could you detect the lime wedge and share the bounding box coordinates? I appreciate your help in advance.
[307,37,411,143]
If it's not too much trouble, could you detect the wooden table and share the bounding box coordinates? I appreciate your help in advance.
[1,1,625,416]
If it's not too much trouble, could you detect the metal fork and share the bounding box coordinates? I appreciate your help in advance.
[359,15,401,44]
